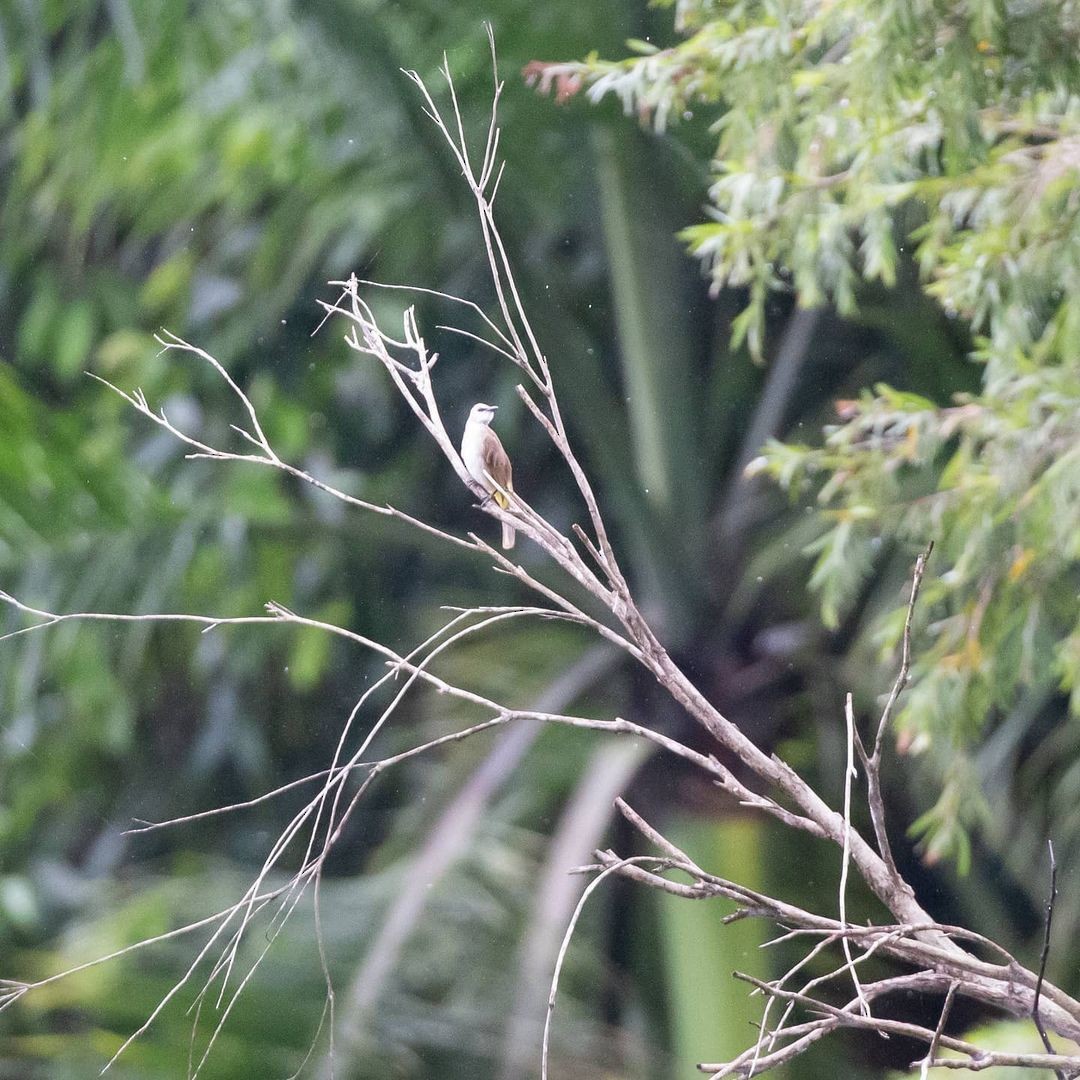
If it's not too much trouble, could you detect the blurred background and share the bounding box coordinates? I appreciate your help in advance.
[0,1,1073,1078]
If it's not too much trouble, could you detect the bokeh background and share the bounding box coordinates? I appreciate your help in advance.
[1,2,1075,1078]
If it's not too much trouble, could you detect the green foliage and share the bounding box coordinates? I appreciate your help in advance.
[560,1,1080,875]
[754,368,1080,863]
[558,0,1080,365]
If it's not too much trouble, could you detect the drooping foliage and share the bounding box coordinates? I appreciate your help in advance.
[545,0,1080,878]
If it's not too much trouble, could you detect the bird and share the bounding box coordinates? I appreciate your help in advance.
[461,402,515,549]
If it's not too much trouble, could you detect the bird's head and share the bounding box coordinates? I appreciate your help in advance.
[468,402,498,426]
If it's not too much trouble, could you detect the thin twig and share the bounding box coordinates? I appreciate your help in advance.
[542,857,672,1080]
[839,692,870,1017]
[860,543,933,888]
[918,980,958,1080]
[1033,839,1066,1080]
[871,541,933,760]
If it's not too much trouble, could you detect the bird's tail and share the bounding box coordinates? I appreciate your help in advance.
[494,487,514,549]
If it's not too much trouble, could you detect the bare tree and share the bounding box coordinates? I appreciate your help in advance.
[3,30,1080,1080]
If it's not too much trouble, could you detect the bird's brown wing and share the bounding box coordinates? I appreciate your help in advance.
[481,427,513,508]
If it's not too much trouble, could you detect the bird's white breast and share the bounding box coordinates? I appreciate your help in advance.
[461,420,490,490]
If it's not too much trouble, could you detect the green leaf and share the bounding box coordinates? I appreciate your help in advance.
[53,300,97,380]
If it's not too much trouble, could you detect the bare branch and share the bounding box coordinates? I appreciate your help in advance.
[542,856,673,1080]
[872,542,933,761]
[1033,840,1067,1080]
[852,544,934,908]
[839,692,869,1016]
[918,981,958,1080]
[154,329,280,462]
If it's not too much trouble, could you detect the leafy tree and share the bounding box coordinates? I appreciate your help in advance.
[546,0,1080,977]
